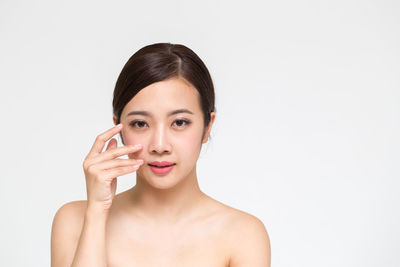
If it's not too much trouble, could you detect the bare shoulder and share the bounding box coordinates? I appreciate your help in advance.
[207,198,271,267]
[51,200,87,266]
[51,200,87,234]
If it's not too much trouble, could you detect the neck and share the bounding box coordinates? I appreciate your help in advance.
[129,164,205,224]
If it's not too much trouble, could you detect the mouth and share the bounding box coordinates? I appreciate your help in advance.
[148,161,176,168]
[148,163,176,168]
[148,163,176,174]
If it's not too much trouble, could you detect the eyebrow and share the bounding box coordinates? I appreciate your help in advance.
[127,108,194,117]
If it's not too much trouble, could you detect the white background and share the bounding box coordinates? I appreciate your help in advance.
[0,0,399,266]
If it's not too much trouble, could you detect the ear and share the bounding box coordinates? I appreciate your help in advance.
[202,112,216,144]
[113,115,117,126]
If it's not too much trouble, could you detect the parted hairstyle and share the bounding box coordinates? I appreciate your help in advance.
[112,42,216,144]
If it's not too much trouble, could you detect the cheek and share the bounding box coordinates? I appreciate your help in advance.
[121,130,147,159]
[122,130,142,146]
[176,130,203,162]
[179,132,202,149]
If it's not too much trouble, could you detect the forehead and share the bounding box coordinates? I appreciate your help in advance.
[121,77,201,117]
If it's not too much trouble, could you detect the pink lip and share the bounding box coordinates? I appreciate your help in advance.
[148,161,175,175]
[149,164,175,174]
[149,161,175,167]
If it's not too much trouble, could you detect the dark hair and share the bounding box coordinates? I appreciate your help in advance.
[112,42,216,143]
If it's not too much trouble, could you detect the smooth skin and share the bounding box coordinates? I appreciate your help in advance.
[51,77,271,267]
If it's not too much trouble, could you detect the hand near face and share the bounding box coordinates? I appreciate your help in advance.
[82,124,143,212]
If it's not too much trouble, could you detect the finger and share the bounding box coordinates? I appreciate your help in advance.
[96,157,144,170]
[89,144,143,166]
[87,124,123,157]
[106,138,118,151]
[103,165,141,180]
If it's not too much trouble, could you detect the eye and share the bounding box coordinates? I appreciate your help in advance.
[173,119,191,129]
[129,120,148,129]
[129,119,192,129]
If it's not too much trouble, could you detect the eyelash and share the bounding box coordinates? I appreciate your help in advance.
[129,119,192,129]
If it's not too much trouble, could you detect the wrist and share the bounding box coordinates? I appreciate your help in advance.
[86,202,110,218]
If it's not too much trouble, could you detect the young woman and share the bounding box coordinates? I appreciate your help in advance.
[51,42,271,267]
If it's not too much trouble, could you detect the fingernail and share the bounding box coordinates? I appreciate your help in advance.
[136,159,144,164]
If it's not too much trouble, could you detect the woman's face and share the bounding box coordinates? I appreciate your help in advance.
[114,76,215,189]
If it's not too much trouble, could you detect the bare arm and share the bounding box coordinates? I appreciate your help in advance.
[51,124,144,267]
[229,214,271,267]
[50,201,84,267]
[70,205,108,267]
[51,202,109,267]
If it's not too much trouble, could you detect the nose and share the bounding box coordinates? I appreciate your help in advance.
[148,124,172,154]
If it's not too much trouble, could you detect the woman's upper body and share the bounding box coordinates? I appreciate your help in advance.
[50,43,270,266]
[51,188,271,267]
